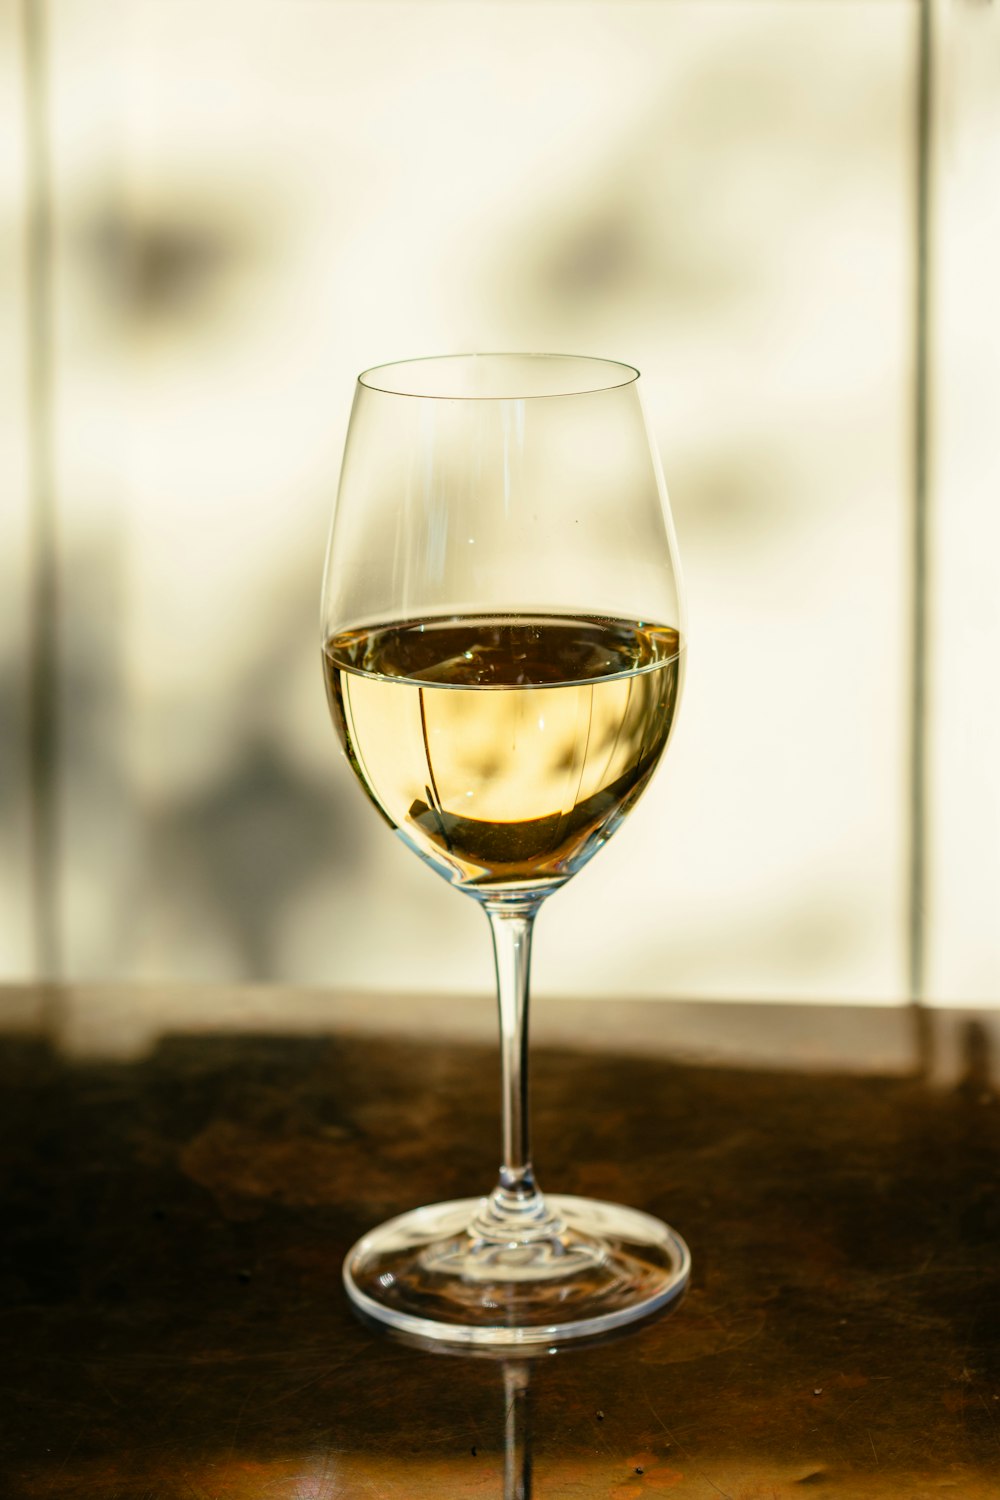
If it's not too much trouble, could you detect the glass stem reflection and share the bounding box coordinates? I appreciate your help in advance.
[476,899,552,1239]
[503,1361,532,1500]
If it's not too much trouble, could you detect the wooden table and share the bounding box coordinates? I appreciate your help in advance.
[1,985,998,1498]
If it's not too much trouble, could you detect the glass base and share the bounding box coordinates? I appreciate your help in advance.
[343,1194,690,1347]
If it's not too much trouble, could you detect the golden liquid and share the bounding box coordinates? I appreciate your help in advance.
[323,615,683,893]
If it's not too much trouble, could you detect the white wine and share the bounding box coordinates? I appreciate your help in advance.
[323,614,683,893]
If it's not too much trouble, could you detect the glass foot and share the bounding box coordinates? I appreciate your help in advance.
[343,1194,690,1347]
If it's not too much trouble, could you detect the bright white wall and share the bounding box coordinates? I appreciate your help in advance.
[2,1,996,1005]
[928,0,1000,1006]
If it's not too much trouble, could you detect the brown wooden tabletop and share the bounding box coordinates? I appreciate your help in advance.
[1,985,998,1498]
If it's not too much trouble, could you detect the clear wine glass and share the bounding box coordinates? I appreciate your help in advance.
[321,353,689,1346]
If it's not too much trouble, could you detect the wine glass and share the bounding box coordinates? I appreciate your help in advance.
[321,353,689,1346]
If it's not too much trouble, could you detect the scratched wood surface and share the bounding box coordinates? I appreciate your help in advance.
[0,987,997,1498]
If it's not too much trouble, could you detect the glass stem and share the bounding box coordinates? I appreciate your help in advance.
[474,899,554,1240]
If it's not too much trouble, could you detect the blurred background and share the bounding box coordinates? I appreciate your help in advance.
[1,0,998,1008]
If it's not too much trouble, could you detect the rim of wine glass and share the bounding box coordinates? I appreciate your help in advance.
[357,352,641,401]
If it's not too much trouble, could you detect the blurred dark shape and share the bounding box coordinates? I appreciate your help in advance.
[149,731,355,981]
[0,648,28,876]
[24,532,366,982]
[74,197,252,327]
[507,181,737,321]
[910,998,935,1081]
[132,559,371,982]
[544,213,638,300]
[957,1019,995,1101]
[673,447,798,543]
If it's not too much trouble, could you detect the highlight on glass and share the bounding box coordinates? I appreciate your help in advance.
[321,353,689,1346]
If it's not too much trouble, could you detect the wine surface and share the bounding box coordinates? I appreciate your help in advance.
[323,615,683,894]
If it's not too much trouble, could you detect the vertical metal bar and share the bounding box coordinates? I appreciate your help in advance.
[909,0,934,1004]
[22,0,61,979]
